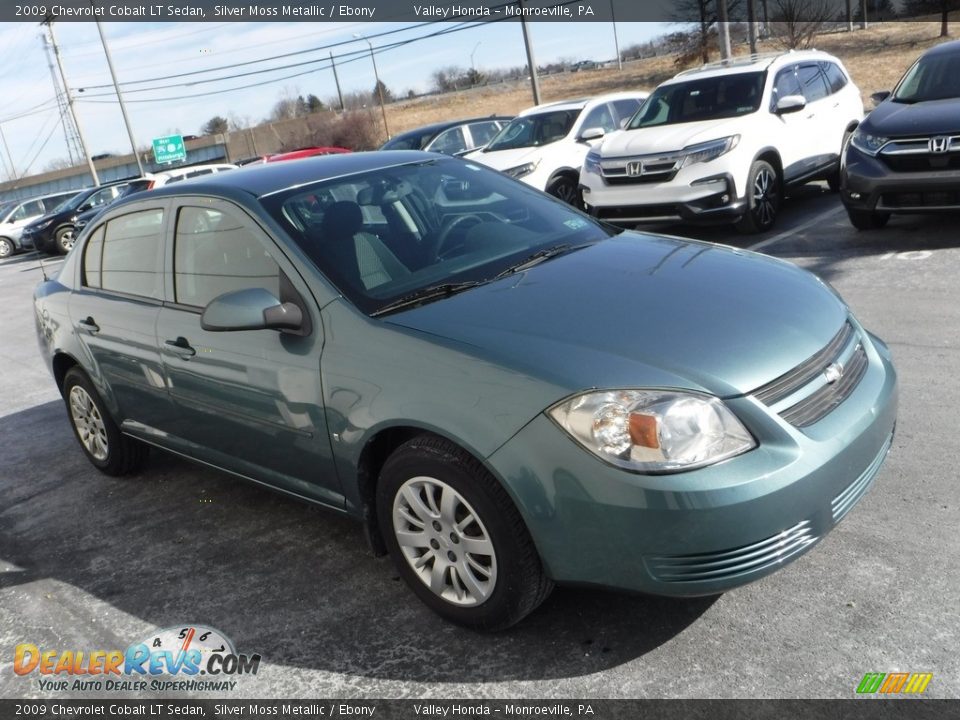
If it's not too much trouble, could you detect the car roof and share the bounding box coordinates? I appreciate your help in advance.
[138,151,441,201]
[923,38,960,56]
[518,91,648,116]
[668,50,840,84]
[150,163,237,178]
[383,117,513,145]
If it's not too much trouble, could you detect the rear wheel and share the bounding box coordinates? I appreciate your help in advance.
[826,129,854,192]
[846,207,890,231]
[63,367,148,476]
[0,237,13,259]
[55,226,76,254]
[735,160,781,234]
[377,435,552,630]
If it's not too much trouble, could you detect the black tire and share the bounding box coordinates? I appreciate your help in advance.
[377,435,552,631]
[546,174,582,208]
[846,207,890,231]
[55,226,76,255]
[735,159,781,234]
[63,367,148,476]
[0,237,14,259]
[826,129,853,193]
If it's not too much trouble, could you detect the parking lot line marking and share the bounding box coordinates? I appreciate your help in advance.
[748,205,845,253]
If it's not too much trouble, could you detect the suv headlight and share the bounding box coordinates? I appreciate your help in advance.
[503,160,539,179]
[850,128,889,156]
[584,151,602,175]
[548,389,756,473]
[679,135,740,168]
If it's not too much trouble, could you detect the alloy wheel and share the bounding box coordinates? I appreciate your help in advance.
[69,385,109,461]
[0,239,12,258]
[392,476,497,606]
[58,229,76,253]
[752,168,778,227]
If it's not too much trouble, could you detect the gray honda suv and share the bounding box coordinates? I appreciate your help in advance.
[842,40,960,229]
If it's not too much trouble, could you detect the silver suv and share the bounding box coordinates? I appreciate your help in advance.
[0,190,83,258]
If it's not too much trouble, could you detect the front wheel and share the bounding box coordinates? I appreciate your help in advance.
[546,174,582,208]
[63,367,148,476]
[846,207,890,231]
[0,237,13,259]
[377,435,552,630]
[735,160,781,234]
[55,226,76,254]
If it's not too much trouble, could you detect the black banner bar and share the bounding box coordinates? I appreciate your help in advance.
[0,699,956,720]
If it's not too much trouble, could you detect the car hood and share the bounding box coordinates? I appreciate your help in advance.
[468,145,546,171]
[600,118,745,156]
[384,233,847,398]
[866,98,960,137]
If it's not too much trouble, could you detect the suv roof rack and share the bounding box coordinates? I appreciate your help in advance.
[676,50,820,76]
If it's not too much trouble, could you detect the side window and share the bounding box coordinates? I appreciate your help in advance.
[797,64,829,103]
[821,62,848,94]
[612,98,642,125]
[772,68,802,109]
[10,200,44,222]
[174,205,280,309]
[82,226,105,289]
[101,209,164,299]
[581,103,617,133]
[427,127,467,155]
[467,121,501,147]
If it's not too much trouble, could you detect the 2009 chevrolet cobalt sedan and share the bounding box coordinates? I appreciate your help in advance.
[34,151,897,630]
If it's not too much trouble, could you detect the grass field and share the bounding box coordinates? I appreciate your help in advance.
[379,21,955,137]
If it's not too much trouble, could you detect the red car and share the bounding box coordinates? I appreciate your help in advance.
[263,147,352,163]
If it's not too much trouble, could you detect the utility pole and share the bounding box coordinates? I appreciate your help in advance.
[747,0,758,55]
[329,51,345,112]
[41,32,81,166]
[43,18,99,186]
[717,0,732,60]
[94,15,144,177]
[0,123,17,180]
[354,34,390,139]
[518,0,541,105]
[610,0,622,70]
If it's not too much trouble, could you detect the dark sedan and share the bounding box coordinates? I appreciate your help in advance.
[380,116,512,155]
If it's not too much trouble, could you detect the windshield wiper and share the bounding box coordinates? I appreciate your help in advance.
[493,243,591,280]
[371,280,485,317]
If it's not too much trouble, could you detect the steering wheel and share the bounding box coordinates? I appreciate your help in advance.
[433,214,485,260]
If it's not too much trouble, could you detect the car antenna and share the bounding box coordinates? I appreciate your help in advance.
[36,253,49,282]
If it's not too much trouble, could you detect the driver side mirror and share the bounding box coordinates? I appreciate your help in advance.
[579,127,606,142]
[870,90,891,107]
[78,203,93,213]
[775,95,806,114]
[201,288,304,333]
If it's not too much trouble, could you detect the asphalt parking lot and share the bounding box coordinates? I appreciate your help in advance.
[1,185,958,700]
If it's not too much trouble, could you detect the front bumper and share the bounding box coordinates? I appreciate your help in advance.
[487,328,898,596]
[842,145,960,213]
[581,172,747,226]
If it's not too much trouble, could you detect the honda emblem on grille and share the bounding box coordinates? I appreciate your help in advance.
[626,161,644,177]
[929,136,951,154]
[824,362,844,384]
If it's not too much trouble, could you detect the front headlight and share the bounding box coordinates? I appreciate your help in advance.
[34,218,56,231]
[503,160,539,179]
[548,389,756,473]
[850,128,889,156]
[584,151,602,175]
[679,135,740,168]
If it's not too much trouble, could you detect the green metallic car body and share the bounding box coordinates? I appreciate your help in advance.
[34,152,897,628]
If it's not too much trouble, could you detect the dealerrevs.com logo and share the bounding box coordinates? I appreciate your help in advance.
[14,625,261,693]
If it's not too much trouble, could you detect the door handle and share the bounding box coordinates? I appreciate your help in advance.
[164,336,196,359]
[77,317,99,334]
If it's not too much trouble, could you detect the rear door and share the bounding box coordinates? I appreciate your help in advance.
[770,64,816,182]
[796,63,835,174]
[154,198,342,506]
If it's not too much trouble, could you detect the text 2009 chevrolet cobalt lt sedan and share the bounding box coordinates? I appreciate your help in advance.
[35,152,897,630]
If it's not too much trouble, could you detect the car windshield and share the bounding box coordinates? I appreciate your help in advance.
[483,110,580,151]
[893,52,960,102]
[262,158,616,315]
[629,72,765,128]
[51,192,88,214]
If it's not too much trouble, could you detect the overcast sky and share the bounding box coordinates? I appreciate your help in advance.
[0,20,668,178]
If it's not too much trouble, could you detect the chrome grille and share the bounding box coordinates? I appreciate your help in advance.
[780,343,868,427]
[646,520,818,583]
[752,321,869,428]
[600,153,681,185]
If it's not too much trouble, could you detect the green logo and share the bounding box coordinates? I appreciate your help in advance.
[152,135,186,165]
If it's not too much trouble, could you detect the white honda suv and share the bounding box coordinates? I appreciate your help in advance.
[465,92,648,206]
[580,51,863,232]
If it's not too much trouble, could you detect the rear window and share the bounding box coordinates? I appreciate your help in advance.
[99,209,165,299]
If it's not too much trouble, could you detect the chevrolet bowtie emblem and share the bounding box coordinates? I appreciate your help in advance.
[824,362,844,384]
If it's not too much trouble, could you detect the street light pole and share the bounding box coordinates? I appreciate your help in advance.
[93,13,145,177]
[44,18,99,186]
[610,0,622,70]
[355,34,390,139]
[518,0,541,105]
[470,42,482,73]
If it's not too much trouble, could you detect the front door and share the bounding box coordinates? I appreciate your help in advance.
[154,198,342,506]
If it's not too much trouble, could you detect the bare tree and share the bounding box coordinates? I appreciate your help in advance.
[769,0,838,48]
